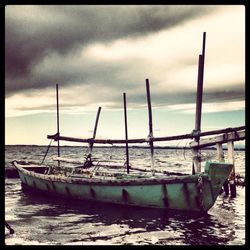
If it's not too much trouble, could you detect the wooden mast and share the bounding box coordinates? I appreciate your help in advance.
[83,106,102,168]
[123,93,130,174]
[56,84,60,167]
[146,79,155,176]
[193,32,206,174]
[89,107,102,155]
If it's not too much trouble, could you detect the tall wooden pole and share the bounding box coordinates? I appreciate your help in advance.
[202,31,206,59]
[89,107,102,154]
[56,84,60,167]
[123,93,130,174]
[92,107,101,140]
[146,79,155,176]
[227,140,236,197]
[195,54,204,134]
[193,32,206,174]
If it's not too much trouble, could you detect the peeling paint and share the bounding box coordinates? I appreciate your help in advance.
[122,189,129,202]
[182,182,190,205]
[162,184,168,207]
[13,161,233,212]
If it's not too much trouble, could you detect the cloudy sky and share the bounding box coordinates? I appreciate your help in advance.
[5,5,245,146]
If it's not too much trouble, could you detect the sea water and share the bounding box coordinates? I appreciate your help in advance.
[5,145,245,245]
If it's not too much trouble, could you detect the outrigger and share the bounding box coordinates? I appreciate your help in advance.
[12,32,245,213]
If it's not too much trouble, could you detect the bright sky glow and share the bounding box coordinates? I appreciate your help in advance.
[5,5,245,146]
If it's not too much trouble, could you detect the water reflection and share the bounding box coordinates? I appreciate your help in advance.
[5,146,245,245]
[10,186,242,245]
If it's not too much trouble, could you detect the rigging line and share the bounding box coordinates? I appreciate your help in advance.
[41,138,54,164]
[175,139,184,156]
[183,139,191,160]
[84,144,90,156]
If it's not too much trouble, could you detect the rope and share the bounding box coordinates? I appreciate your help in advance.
[183,139,191,160]
[175,139,183,156]
[123,160,132,172]
[82,153,93,168]
[41,138,53,164]
[191,129,201,139]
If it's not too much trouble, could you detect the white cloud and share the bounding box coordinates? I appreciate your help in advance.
[168,100,245,114]
[6,5,245,118]
[5,90,54,117]
[83,5,244,93]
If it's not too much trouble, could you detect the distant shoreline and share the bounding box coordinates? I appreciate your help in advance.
[5,144,245,151]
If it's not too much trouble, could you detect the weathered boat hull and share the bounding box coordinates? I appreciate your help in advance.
[13,161,233,213]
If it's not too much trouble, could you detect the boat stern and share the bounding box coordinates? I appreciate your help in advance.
[204,161,233,198]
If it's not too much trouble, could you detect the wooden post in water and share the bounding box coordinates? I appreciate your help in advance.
[123,93,130,174]
[193,32,206,174]
[227,141,234,164]
[228,140,236,197]
[217,142,229,195]
[145,79,155,176]
[216,143,224,162]
[56,84,60,167]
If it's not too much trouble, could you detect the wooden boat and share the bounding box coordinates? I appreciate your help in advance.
[13,160,233,213]
[12,32,245,213]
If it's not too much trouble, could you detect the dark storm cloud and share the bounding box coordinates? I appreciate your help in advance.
[120,84,245,108]
[203,85,245,103]
[74,82,245,110]
[5,5,216,95]
[5,55,141,97]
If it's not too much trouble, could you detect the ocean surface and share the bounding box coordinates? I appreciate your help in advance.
[5,145,245,245]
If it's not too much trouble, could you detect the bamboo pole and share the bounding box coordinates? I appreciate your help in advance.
[56,84,60,167]
[193,32,206,174]
[190,126,245,139]
[190,130,245,149]
[202,32,206,59]
[216,143,224,162]
[194,32,206,133]
[146,79,155,176]
[123,93,130,174]
[194,54,204,134]
[227,141,234,164]
[89,107,102,154]
[227,140,236,197]
[47,125,245,145]
[93,107,101,139]
[83,107,102,168]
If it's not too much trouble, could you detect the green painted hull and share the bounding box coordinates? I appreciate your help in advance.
[13,161,233,213]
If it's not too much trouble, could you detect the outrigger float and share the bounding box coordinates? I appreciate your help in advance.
[13,33,245,213]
